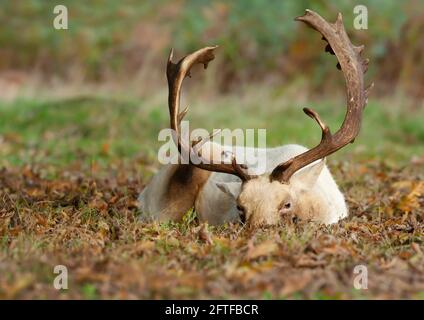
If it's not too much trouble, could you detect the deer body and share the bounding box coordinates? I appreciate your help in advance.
[139,143,348,226]
[139,10,370,228]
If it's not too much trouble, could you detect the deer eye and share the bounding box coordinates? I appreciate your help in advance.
[279,202,292,212]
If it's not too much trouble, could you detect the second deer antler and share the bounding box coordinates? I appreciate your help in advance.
[270,10,373,183]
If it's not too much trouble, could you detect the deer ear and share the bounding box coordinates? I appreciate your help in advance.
[216,182,241,199]
[290,158,326,188]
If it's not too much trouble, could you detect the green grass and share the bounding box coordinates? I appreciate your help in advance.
[0,91,422,170]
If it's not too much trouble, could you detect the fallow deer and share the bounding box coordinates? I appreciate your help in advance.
[139,10,372,227]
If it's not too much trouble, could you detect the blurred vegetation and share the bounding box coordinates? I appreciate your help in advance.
[0,92,423,171]
[0,0,423,97]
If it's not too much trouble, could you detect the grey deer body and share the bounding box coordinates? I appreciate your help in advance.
[139,10,371,228]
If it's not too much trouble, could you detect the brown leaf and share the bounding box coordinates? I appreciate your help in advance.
[295,255,327,268]
[246,240,278,260]
[411,242,422,255]
[398,181,424,213]
[101,142,110,155]
[196,223,213,245]
[134,240,156,256]
[279,271,313,297]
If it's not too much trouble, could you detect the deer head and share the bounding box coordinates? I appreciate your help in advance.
[166,10,372,227]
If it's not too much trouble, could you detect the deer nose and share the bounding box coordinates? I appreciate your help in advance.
[239,211,246,223]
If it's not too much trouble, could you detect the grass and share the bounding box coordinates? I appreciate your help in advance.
[0,88,423,299]
[0,89,423,168]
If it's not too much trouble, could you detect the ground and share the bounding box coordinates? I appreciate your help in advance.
[0,91,423,299]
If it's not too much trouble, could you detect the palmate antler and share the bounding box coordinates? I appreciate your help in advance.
[270,10,373,183]
[167,46,253,181]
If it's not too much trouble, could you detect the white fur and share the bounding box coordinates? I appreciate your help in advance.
[139,144,348,225]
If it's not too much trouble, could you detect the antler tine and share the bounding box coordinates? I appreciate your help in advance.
[231,154,251,181]
[167,46,254,181]
[192,129,222,154]
[271,10,371,183]
[303,107,331,140]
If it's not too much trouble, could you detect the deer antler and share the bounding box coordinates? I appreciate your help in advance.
[167,46,254,181]
[270,10,373,183]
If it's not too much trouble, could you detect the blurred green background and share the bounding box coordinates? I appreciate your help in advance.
[1,0,423,95]
[0,0,423,171]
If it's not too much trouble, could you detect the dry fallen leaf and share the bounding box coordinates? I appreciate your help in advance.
[411,242,422,255]
[196,223,213,245]
[0,274,34,299]
[398,181,424,213]
[246,240,279,260]
[279,271,313,297]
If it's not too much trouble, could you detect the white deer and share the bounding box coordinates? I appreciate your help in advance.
[139,10,372,227]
